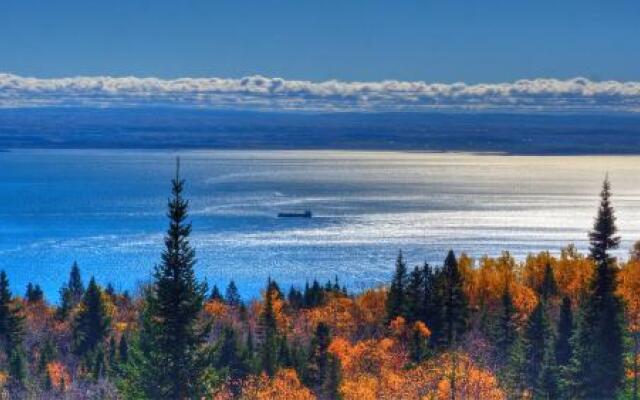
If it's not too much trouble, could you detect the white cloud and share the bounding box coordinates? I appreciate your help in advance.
[1,73,639,112]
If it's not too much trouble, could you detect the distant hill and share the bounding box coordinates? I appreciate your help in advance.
[1,108,639,154]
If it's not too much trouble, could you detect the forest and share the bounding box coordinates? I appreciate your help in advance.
[0,171,639,399]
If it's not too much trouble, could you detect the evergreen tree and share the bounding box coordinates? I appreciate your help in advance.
[503,336,528,399]
[209,285,223,302]
[9,348,27,386]
[555,296,573,367]
[132,159,210,399]
[523,301,554,394]
[535,342,559,400]
[260,280,279,378]
[56,286,73,320]
[323,354,343,400]
[406,265,424,323]
[538,262,558,301]
[305,322,331,388]
[72,277,111,356]
[215,326,249,384]
[225,280,242,307]
[385,250,408,322]
[119,335,129,363]
[570,177,625,399]
[0,271,25,352]
[495,286,518,364]
[68,261,85,304]
[439,250,468,348]
[0,271,11,339]
[38,338,57,375]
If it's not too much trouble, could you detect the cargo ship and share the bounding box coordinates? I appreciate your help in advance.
[277,210,313,218]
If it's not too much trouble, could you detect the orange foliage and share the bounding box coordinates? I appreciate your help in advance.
[619,260,640,332]
[47,361,71,391]
[238,369,315,400]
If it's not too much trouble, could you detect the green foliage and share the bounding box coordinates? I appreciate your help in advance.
[570,177,625,399]
[225,280,242,307]
[385,250,408,322]
[72,277,111,356]
[260,280,279,378]
[438,250,469,348]
[494,286,518,364]
[123,160,211,399]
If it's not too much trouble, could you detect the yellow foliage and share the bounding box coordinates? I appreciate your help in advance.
[414,321,431,338]
[239,369,315,400]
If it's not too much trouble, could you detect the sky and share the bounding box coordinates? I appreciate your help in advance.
[1,0,639,83]
[1,1,639,112]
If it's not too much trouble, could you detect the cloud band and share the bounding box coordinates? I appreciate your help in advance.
[1,73,639,112]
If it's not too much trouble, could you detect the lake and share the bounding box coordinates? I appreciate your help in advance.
[1,149,639,301]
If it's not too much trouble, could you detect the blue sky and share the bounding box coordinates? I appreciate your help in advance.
[1,0,639,83]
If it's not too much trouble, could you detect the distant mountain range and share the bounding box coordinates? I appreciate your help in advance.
[0,107,639,155]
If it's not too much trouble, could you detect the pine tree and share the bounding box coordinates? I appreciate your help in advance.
[305,322,331,388]
[535,342,559,400]
[495,286,518,364]
[38,338,57,375]
[215,326,249,384]
[555,296,573,367]
[323,354,343,400]
[72,277,111,356]
[132,158,210,399]
[439,250,468,348]
[260,280,279,378]
[68,261,85,304]
[406,265,424,323]
[385,250,408,322]
[209,285,223,302]
[570,177,625,399]
[225,280,242,307]
[0,271,11,340]
[119,335,129,363]
[538,262,558,301]
[523,301,554,394]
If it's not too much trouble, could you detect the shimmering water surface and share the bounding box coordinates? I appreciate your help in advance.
[1,149,639,300]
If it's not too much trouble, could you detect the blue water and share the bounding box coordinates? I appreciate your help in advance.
[1,149,639,301]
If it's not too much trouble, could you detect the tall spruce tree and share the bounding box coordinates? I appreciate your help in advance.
[305,322,331,388]
[523,301,554,393]
[68,261,85,304]
[570,177,625,398]
[133,158,210,399]
[538,262,558,301]
[406,266,424,323]
[260,280,279,378]
[385,250,408,322]
[225,280,242,307]
[439,250,468,348]
[0,271,26,385]
[495,286,518,364]
[72,277,111,356]
[555,296,573,367]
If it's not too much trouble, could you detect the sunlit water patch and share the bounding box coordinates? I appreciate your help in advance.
[0,150,639,300]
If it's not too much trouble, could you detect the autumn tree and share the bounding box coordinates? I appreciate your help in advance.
[570,177,625,398]
[128,159,210,399]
